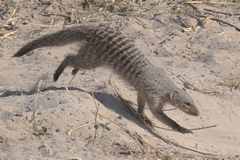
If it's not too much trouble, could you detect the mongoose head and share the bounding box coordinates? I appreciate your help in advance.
[169,90,199,116]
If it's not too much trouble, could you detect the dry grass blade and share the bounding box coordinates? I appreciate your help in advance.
[68,73,77,85]
[169,140,219,157]
[133,131,166,158]
[177,75,225,96]
[89,84,104,145]
[34,80,42,110]
[67,122,90,135]
[177,75,201,92]
[203,8,234,16]
[0,31,17,39]
[195,14,240,31]
[92,111,167,159]
[5,3,18,24]
[92,111,128,131]
[142,0,160,13]
[185,1,237,5]
[21,92,27,124]
[190,125,217,131]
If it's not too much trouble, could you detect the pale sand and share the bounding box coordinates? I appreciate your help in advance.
[0,0,240,159]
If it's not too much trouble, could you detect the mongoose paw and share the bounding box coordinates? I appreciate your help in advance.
[176,126,193,134]
[53,72,60,82]
[137,113,154,128]
[72,68,79,75]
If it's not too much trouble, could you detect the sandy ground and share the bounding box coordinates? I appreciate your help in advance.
[0,0,240,159]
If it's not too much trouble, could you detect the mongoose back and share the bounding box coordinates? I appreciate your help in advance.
[13,25,200,134]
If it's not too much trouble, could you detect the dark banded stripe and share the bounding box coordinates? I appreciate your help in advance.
[109,44,133,68]
[98,38,130,62]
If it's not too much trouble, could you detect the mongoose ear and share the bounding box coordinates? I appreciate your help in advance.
[169,90,180,104]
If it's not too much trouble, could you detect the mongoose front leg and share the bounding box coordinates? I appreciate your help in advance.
[137,92,153,127]
[137,92,146,114]
[152,110,193,134]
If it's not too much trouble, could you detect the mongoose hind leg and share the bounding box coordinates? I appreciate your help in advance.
[152,110,193,134]
[54,55,78,81]
[137,92,154,127]
[54,44,101,82]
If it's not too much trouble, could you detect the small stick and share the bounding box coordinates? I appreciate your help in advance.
[21,92,27,124]
[142,0,160,13]
[169,140,218,156]
[90,84,101,145]
[67,122,90,135]
[134,132,166,158]
[196,14,240,32]
[185,1,236,5]
[65,72,78,92]
[125,130,146,153]
[93,111,128,131]
[177,75,225,96]
[65,87,69,92]
[207,32,224,40]
[178,10,204,28]
[203,8,233,16]
[5,4,18,24]
[202,15,214,25]
[34,80,42,110]
[93,111,167,159]
[190,125,217,131]
[177,75,201,92]
[0,31,17,39]
[41,13,71,19]
[68,73,77,85]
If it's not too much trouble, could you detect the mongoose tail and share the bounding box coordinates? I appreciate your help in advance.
[12,26,88,57]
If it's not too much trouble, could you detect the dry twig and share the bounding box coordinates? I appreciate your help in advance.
[195,14,240,31]
[67,122,90,135]
[203,8,233,16]
[190,125,217,131]
[177,75,224,96]
[92,111,167,159]
[0,31,17,39]
[185,1,237,5]
[5,3,18,24]
[90,84,101,145]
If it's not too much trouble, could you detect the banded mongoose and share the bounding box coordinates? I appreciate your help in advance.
[13,25,200,134]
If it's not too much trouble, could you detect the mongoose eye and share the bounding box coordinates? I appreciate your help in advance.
[185,102,191,106]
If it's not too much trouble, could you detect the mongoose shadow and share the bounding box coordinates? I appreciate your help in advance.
[0,86,151,128]
[0,86,145,125]
[1,86,168,141]
[12,25,200,134]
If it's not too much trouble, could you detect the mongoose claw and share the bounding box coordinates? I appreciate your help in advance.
[136,113,154,128]
[176,126,193,134]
